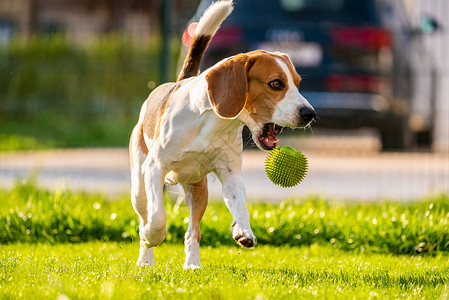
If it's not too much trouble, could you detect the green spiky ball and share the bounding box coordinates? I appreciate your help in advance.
[265,146,308,188]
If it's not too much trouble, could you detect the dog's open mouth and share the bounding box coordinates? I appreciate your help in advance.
[257,123,283,150]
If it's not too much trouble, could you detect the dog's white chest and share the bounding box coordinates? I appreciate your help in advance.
[164,150,223,185]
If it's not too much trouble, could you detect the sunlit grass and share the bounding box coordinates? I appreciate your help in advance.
[2,182,449,298]
[1,180,449,254]
[1,242,448,299]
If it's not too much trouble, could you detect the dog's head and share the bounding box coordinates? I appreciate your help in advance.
[206,50,316,150]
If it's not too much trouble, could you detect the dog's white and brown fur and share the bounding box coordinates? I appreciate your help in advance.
[129,0,316,269]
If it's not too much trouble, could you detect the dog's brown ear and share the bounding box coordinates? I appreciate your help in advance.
[206,54,251,119]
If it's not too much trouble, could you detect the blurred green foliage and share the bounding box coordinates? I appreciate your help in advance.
[0,35,179,150]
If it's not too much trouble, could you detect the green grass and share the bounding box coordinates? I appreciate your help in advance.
[1,242,449,299]
[2,182,449,298]
[2,180,449,254]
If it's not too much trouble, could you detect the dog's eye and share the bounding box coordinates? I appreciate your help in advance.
[268,79,284,91]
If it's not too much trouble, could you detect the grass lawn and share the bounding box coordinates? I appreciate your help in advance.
[1,242,449,299]
[1,182,449,299]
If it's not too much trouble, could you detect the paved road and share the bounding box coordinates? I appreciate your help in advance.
[1,148,448,201]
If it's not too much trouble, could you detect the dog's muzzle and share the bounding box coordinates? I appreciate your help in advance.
[299,107,317,127]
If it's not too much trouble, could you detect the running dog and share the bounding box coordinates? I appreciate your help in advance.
[129,0,316,269]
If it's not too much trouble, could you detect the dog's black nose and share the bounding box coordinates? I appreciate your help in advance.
[300,107,317,125]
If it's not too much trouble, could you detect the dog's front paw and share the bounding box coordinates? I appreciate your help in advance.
[231,221,257,248]
[183,261,202,270]
[137,258,155,266]
[137,242,155,266]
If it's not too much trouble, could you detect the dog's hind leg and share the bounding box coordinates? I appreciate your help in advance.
[182,177,208,270]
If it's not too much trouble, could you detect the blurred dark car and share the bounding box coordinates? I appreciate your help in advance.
[181,0,438,150]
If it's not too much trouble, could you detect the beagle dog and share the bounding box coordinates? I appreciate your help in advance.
[129,0,316,269]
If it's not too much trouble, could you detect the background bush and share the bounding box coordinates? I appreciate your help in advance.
[0,35,179,150]
[1,180,449,255]
[1,35,161,116]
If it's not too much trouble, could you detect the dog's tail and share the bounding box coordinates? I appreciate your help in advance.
[177,0,233,82]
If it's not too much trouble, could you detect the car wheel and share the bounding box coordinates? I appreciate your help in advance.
[380,118,413,151]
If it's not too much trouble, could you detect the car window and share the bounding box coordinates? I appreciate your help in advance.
[228,0,378,24]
